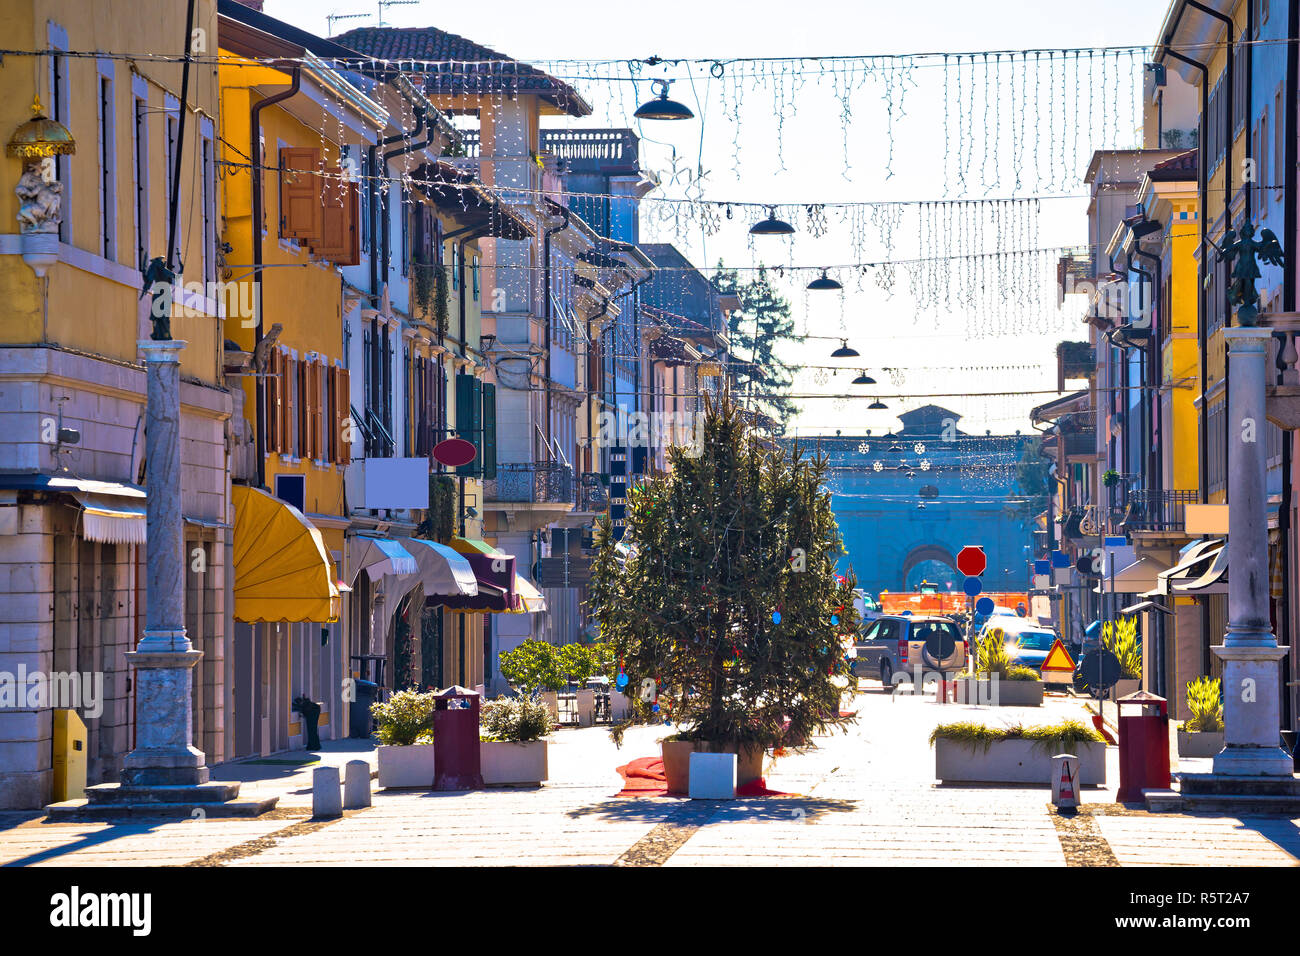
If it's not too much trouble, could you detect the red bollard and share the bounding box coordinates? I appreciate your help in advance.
[433,686,483,791]
[1116,691,1170,802]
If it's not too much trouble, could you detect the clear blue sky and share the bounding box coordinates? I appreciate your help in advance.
[267,0,1172,436]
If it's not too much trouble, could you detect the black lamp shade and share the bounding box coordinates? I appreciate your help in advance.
[807,270,842,291]
[830,340,859,358]
[634,93,695,121]
[869,400,888,410]
[851,372,875,385]
[750,212,795,236]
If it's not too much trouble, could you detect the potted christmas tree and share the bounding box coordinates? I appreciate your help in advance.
[589,396,858,793]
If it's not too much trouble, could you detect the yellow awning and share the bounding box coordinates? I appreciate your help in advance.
[232,485,339,623]
[514,573,547,614]
[449,536,498,556]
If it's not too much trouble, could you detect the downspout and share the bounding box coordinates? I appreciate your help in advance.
[543,207,569,451]
[250,64,301,490]
[1132,240,1163,492]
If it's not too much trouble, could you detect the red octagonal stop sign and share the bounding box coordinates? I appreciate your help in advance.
[956,545,986,577]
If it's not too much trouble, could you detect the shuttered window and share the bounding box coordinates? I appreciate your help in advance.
[315,181,360,265]
[455,372,482,475]
[279,146,322,243]
[481,382,497,480]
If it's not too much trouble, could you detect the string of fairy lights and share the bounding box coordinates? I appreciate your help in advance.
[10,37,1192,432]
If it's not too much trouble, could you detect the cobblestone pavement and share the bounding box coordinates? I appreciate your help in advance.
[2,685,1298,867]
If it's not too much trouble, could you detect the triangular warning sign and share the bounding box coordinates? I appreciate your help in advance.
[1041,639,1076,673]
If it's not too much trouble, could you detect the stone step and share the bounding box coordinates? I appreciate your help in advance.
[43,795,279,821]
[1143,789,1184,812]
[1179,793,1300,815]
[81,782,243,805]
[1178,773,1300,797]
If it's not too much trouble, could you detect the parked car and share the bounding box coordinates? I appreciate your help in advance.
[854,589,882,628]
[854,615,968,686]
[978,618,1062,678]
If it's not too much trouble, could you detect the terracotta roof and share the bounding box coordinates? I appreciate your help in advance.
[1148,148,1197,181]
[335,27,590,116]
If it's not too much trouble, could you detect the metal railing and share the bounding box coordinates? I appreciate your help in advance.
[1122,489,1198,533]
[485,461,575,504]
[576,473,609,512]
[1061,430,1096,458]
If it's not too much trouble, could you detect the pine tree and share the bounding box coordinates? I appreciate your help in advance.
[588,395,858,750]
[714,262,799,432]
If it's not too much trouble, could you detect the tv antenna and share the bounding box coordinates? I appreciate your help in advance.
[325,12,368,35]
[377,0,419,26]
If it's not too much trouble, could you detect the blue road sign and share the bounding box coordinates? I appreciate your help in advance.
[963,575,983,597]
[975,596,995,615]
[1051,550,1070,569]
[1034,559,1051,575]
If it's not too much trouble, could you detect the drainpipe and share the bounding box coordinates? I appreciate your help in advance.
[250,64,301,491]
[1132,240,1163,492]
[543,207,569,452]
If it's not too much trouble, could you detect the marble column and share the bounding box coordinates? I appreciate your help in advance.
[121,340,208,787]
[1212,327,1293,776]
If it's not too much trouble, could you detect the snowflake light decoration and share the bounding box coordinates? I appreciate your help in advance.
[913,442,926,454]
[872,461,884,472]
[857,442,870,454]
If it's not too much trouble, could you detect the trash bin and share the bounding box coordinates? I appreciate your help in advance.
[349,679,378,739]
[1117,691,1170,802]
[432,685,483,791]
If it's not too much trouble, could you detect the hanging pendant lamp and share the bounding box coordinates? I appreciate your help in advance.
[830,339,859,358]
[868,400,888,410]
[851,371,875,385]
[750,206,795,236]
[634,78,695,121]
[807,269,842,291]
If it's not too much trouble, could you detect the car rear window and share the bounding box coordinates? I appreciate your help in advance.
[911,622,959,643]
[1013,632,1056,650]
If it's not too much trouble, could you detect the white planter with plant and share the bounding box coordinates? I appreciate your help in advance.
[1103,619,1142,696]
[932,719,1107,785]
[372,689,438,789]
[957,631,1044,706]
[479,695,554,786]
[1177,676,1224,759]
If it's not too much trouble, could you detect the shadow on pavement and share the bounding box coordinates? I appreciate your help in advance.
[565,795,856,823]
[2,821,168,867]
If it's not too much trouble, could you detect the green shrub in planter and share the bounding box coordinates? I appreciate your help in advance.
[481,695,556,742]
[929,718,1104,754]
[1184,676,1224,733]
[370,689,437,746]
[1006,664,1042,682]
[1102,618,1141,679]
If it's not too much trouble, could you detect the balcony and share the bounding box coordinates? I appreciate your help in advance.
[1121,489,1198,538]
[1260,312,1300,430]
[1062,430,1099,460]
[486,462,575,505]
[575,472,609,514]
[1056,341,1096,390]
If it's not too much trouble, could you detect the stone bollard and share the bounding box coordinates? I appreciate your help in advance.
[1051,753,1080,809]
[312,765,342,818]
[343,760,371,809]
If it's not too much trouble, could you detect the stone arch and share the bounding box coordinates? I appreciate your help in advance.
[900,543,957,589]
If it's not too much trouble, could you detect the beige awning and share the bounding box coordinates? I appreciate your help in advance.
[1143,539,1226,597]
[1092,555,1170,595]
[72,493,147,544]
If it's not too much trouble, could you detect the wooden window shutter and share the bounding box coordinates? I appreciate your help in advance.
[342,183,360,265]
[481,382,497,480]
[316,183,359,265]
[325,365,336,463]
[282,354,295,456]
[337,367,352,464]
[307,361,319,460]
[279,146,322,242]
[266,349,281,454]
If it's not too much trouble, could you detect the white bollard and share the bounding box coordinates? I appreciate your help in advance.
[312,765,342,818]
[343,759,371,809]
[1051,753,1080,809]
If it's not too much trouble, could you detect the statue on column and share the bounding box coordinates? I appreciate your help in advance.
[1213,221,1286,326]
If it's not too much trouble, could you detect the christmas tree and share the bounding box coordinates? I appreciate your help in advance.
[589,395,858,750]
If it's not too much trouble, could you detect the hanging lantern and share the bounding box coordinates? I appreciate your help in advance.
[830,339,859,358]
[634,78,694,121]
[7,97,76,160]
[806,269,842,291]
[749,207,795,236]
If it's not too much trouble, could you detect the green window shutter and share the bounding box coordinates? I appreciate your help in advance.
[481,382,497,480]
[455,372,483,475]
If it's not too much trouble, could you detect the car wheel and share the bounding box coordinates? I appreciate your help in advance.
[880,661,893,688]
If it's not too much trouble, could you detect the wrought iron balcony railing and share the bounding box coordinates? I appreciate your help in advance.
[486,462,575,504]
[1121,489,1198,533]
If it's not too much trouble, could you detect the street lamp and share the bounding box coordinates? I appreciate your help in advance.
[749,207,795,236]
[807,269,842,291]
[634,79,695,121]
[830,339,859,358]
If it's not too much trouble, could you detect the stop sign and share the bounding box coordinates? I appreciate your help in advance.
[956,546,986,577]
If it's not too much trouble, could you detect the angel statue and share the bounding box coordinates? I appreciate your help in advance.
[1212,221,1286,326]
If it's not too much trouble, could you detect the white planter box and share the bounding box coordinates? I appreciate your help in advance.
[955,678,1044,707]
[376,744,436,789]
[1177,730,1224,759]
[609,691,631,721]
[1113,679,1142,700]
[481,740,548,786]
[934,737,1106,785]
[539,691,559,720]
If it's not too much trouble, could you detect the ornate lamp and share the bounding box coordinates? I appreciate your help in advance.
[8,96,75,276]
[634,79,694,121]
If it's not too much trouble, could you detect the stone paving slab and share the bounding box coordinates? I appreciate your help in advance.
[0,816,294,867]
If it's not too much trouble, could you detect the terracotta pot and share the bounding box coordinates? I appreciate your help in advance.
[661,739,764,794]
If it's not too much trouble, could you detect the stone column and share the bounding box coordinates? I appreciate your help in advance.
[1212,327,1293,776]
[121,340,208,787]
